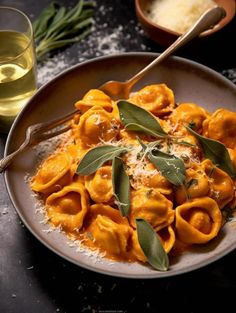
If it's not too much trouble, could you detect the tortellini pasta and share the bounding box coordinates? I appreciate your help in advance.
[175,197,222,244]
[137,163,172,194]
[84,166,113,203]
[202,109,236,148]
[228,148,236,170]
[31,83,235,269]
[158,225,176,253]
[129,84,174,116]
[170,102,209,133]
[202,159,234,209]
[85,204,132,258]
[46,182,89,233]
[31,151,75,195]
[75,89,113,113]
[130,188,174,231]
[73,105,119,147]
[175,163,209,205]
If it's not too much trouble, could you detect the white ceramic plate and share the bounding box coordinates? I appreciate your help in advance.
[5,53,236,278]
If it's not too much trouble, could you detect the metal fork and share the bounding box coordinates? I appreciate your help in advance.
[0,6,225,173]
[99,6,226,99]
[0,109,80,173]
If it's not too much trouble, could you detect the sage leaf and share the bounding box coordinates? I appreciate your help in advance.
[51,6,66,25]
[117,101,167,138]
[112,157,130,217]
[188,121,196,130]
[76,145,128,175]
[176,141,196,147]
[149,149,186,186]
[136,218,169,271]
[137,137,147,151]
[186,126,236,178]
[44,0,84,39]
[33,2,57,40]
[185,178,198,189]
[33,0,95,59]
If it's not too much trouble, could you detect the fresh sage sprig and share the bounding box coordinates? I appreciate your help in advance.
[33,0,95,59]
[138,139,186,186]
[117,101,167,138]
[112,157,130,217]
[136,218,169,271]
[186,126,236,178]
[76,145,129,175]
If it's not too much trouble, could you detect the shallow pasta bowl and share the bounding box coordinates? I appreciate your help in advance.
[4,52,236,278]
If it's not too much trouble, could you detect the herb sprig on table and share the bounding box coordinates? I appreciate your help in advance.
[33,0,95,59]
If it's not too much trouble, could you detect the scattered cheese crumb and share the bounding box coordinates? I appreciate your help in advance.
[27,266,34,270]
[1,208,8,215]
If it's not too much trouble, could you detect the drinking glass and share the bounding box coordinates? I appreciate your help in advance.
[0,6,37,132]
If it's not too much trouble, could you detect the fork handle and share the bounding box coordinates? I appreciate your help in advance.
[127,6,226,88]
[0,141,28,173]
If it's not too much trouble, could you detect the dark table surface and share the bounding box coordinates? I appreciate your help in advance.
[1,1,236,312]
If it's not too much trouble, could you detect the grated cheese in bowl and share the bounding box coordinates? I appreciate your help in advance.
[146,0,216,34]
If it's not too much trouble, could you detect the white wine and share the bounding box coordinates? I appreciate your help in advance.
[0,31,37,131]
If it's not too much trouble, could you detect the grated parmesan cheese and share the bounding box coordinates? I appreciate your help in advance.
[146,0,216,34]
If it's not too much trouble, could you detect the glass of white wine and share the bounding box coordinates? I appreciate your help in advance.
[0,6,37,133]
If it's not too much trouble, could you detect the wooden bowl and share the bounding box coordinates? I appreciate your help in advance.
[135,0,236,46]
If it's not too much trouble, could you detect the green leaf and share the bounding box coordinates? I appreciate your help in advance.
[44,1,84,39]
[53,17,94,40]
[36,28,92,58]
[136,137,147,151]
[44,6,67,39]
[148,149,186,186]
[136,218,169,271]
[188,121,196,130]
[112,157,130,217]
[76,145,129,175]
[185,178,198,189]
[52,6,66,24]
[176,141,196,148]
[33,0,95,59]
[66,0,84,21]
[186,126,236,178]
[117,101,167,138]
[33,2,57,41]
